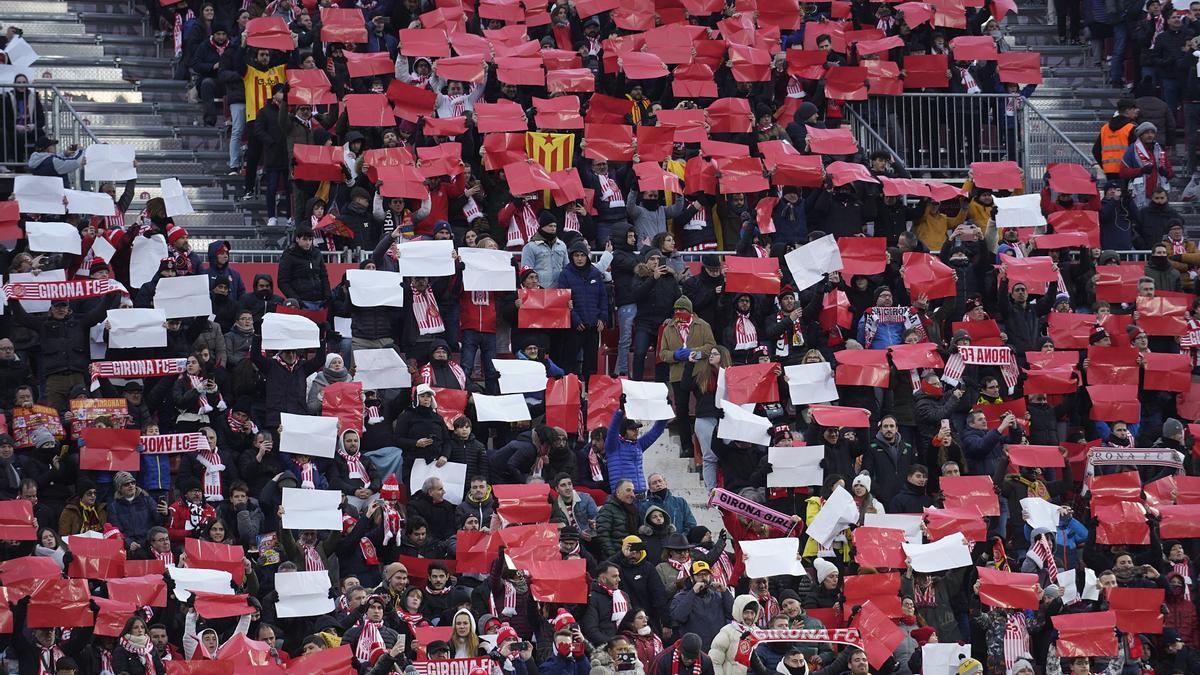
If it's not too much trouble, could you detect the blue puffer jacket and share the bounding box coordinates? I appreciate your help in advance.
[605,408,667,493]
[557,249,610,328]
[856,313,905,349]
[107,493,161,544]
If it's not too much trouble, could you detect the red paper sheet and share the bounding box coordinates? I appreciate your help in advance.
[723,362,781,404]
[1007,444,1065,468]
[837,237,886,276]
[940,475,1000,516]
[970,161,1022,190]
[977,566,1040,609]
[724,256,781,295]
[851,527,907,568]
[834,349,891,388]
[902,252,956,299]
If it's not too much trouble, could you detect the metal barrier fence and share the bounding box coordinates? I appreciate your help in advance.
[845,93,1099,191]
[0,82,99,186]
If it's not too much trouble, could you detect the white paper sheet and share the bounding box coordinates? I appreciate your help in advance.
[1020,497,1061,534]
[347,269,406,307]
[994,193,1047,228]
[91,236,116,263]
[106,308,167,348]
[902,532,972,573]
[740,538,807,578]
[783,362,838,406]
[472,393,531,422]
[64,189,115,216]
[399,239,455,277]
[154,274,212,318]
[161,178,194,216]
[784,234,843,291]
[274,570,335,618]
[15,175,66,215]
[26,221,80,254]
[3,37,38,68]
[716,399,772,445]
[1056,568,1099,603]
[863,513,924,544]
[130,234,169,288]
[167,565,234,601]
[409,458,468,505]
[805,485,859,547]
[9,269,65,313]
[621,380,674,421]
[921,644,971,675]
[767,446,825,488]
[353,348,412,390]
[83,144,137,182]
[494,358,548,394]
[460,248,516,291]
[279,412,339,458]
[281,487,343,530]
[262,313,321,350]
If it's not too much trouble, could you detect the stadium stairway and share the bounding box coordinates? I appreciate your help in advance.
[642,429,725,537]
[3,0,271,248]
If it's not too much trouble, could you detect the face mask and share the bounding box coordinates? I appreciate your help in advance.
[675,310,692,323]
[257,288,272,299]
[921,381,943,397]
[556,642,572,656]
[637,625,652,636]
[1152,255,1170,270]
[541,228,556,243]
[643,198,659,210]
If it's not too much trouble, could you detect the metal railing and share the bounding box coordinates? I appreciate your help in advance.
[845,92,1100,192]
[1,82,100,187]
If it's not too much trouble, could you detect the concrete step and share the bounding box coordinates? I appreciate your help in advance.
[641,431,725,537]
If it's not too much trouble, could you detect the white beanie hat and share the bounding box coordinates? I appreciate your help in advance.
[813,558,838,584]
[852,472,872,493]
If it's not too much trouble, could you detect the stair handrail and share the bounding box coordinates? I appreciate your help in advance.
[1020,99,1102,191]
[45,83,101,187]
[843,106,908,169]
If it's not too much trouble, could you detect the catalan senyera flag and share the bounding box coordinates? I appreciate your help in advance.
[526,132,575,208]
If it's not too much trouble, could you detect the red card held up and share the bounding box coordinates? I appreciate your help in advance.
[723,362,781,405]
[902,252,956,300]
[833,349,891,388]
[724,256,781,295]
[809,405,871,428]
[970,161,1022,190]
[977,566,1040,610]
[940,475,999,516]
[1007,444,1065,468]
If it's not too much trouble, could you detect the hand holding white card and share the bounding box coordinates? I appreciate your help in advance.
[64,189,116,216]
[494,359,548,394]
[1020,497,1061,534]
[353,348,412,389]
[716,399,771,445]
[279,413,338,458]
[806,485,858,546]
[459,248,516,291]
[347,269,406,307]
[14,175,66,215]
[274,570,335,618]
[26,221,81,254]
[167,566,234,601]
[783,363,837,406]
[740,538,806,578]
[994,193,1047,228]
[902,532,972,573]
[784,234,842,291]
[410,459,468,504]
[473,393,531,422]
[621,380,674,420]
[84,144,137,182]
[281,487,343,530]
[767,446,824,488]
[262,313,320,350]
[161,178,194,216]
[130,235,169,288]
[106,309,168,348]
[399,239,456,277]
[154,275,212,318]
[864,513,923,543]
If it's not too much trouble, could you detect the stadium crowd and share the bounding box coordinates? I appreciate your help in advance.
[4,0,1200,672]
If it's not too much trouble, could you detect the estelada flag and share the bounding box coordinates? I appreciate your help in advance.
[517,289,571,329]
[1094,500,1149,545]
[529,559,588,604]
[66,534,126,579]
[546,375,581,433]
[850,600,906,669]
[430,387,468,429]
[851,527,906,569]
[1087,384,1140,422]
[724,256,781,295]
[834,349,890,388]
[977,566,1040,610]
[526,132,575,207]
[723,362,781,405]
[28,578,92,628]
[940,475,999,516]
[107,573,168,607]
[843,572,902,618]
[0,500,36,540]
[185,539,246,585]
[923,506,986,542]
[587,375,622,431]
[80,427,140,472]
[1108,587,1164,633]
[1053,611,1119,657]
[493,484,552,524]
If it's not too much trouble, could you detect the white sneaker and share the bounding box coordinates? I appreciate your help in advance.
[267,217,277,228]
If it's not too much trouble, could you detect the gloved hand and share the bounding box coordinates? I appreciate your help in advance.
[619,393,627,404]
[674,346,693,361]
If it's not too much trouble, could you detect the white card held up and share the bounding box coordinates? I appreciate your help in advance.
[281,487,343,530]
[154,274,212,318]
[83,144,137,182]
[26,221,81,254]
[806,485,859,547]
[3,37,38,68]
[91,236,116,263]
[9,269,65,312]
[783,362,837,405]
[274,570,335,618]
[717,399,772,445]
[262,313,320,350]
[279,412,338,458]
[903,532,973,573]
[473,393,532,422]
[621,380,674,421]
[353,348,412,390]
[1020,497,1061,534]
[459,248,516,291]
[64,189,115,216]
[106,308,167,348]
[161,178,194,216]
[922,644,971,675]
[784,234,843,291]
[864,513,923,543]
[994,193,1047,228]
[130,235,169,288]
[14,175,66,215]
[399,239,455,277]
[167,565,234,601]
[410,459,468,505]
[740,538,806,578]
[494,358,548,394]
[1056,568,1099,603]
[767,446,825,488]
[347,269,406,307]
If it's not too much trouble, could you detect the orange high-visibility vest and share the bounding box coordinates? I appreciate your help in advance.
[1100,122,1133,174]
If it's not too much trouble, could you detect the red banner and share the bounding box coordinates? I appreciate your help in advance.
[1094,500,1148,545]
[106,574,168,607]
[723,362,781,404]
[546,375,581,433]
[0,501,36,541]
[493,484,552,524]
[834,349,890,388]
[939,475,999,516]
[28,578,92,628]
[724,256,782,295]
[587,375,622,431]
[1137,294,1189,336]
[66,534,126,579]
[977,566,1040,610]
[194,591,254,619]
[1053,612,1119,657]
[1108,587,1164,633]
[529,558,588,603]
[185,539,246,585]
[518,289,571,329]
[923,507,986,542]
[851,527,906,568]
[323,381,364,435]
[80,428,141,471]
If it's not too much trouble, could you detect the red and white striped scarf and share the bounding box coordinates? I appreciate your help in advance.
[564,210,580,232]
[876,16,895,30]
[172,9,194,58]
[154,548,175,565]
[958,67,980,93]
[914,579,937,607]
[1030,534,1059,583]
[786,75,806,98]
[598,175,624,206]
[491,579,520,616]
[339,449,368,481]
[684,206,707,231]
[119,636,156,673]
[355,619,385,664]
[1169,237,1187,255]
[668,556,692,581]
[1002,611,1030,670]
[1173,559,1193,600]
[227,415,258,435]
[302,542,326,571]
[941,349,1019,392]
[299,461,317,488]
[587,448,604,481]
[734,312,758,350]
[1181,319,1200,368]
[677,318,692,344]
[506,203,540,249]
[754,593,779,628]
[862,306,926,348]
[412,287,445,335]
[420,361,467,388]
[397,609,426,631]
[381,502,403,545]
[695,545,733,585]
[195,447,225,502]
[99,647,113,674]
[672,645,703,675]
[190,375,225,414]
[606,585,629,624]
[464,196,483,222]
[37,641,64,675]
